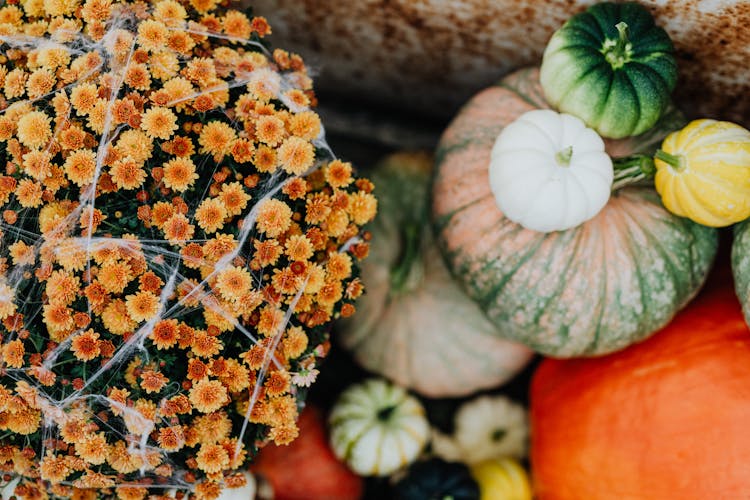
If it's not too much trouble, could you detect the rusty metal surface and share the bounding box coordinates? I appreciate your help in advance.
[251,0,750,124]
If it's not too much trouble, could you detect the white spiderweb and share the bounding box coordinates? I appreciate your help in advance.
[0,2,368,497]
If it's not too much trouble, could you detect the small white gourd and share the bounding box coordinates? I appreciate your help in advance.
[489,109,613,232]
[432,395,528,465]
[329,379,430,477]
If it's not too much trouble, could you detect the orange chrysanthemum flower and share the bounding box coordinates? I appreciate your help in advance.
[282,326,308,360]
[257,306,284,337]
[198,121,236,157]
[168,136,195,157]
[285,234,314,262]
[194,197,227,234]
[348,191,378,225]
[189,378,228,414]
[16,111,52,149]
[326,252,353,281]
[253,145,278,173]
[137,20,168,52]
[70,329,101,361]
[191,329,222,358]
[162,157,198,192]
[223,10,251,39]
[141,106,178,140]
[76,432,108,465]
[218,182,250,217]
[265,370,291,397]
[98,261,134,295]
[115,130,154,164]
[139,369,168,394]
[187,358,209,381]
[255,115,285,147]
[125,62,152,91]
[125,291,161,323]
[70,82,99,115]
[278,136,315,175]
[185,57,217,84]
[190,0,220,14]
[15,179,44,208]
[2,339,25,368]
[157,425,185,452]
[252,238,282,267]
[63,149,97,187]
[150,201,176,228]
[196,443,229,474]
[9,240,36,267]
[288,111,321,141]
[22,150,52,181]
[110,157,147,190]
[40,452,71,484]
[149,319,179,350]
[215,266,252,302]
[325,160,354,188]
[162,213,195,245]
[42,303,75,337]
[256,199,292,238]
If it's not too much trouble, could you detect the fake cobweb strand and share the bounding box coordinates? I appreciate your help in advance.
[0,8,346,493]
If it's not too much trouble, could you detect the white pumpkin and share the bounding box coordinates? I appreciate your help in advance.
[338,152,532,397]
[1,477,19,500]
[329,379,430,477]
[217,472,257,500]
[489,109,614,232]
[432,395,528,465]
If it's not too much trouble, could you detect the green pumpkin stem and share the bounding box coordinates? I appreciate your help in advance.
[555,146,573,167]
[654,149,683,169]
[604,21,632,69]
[376,405,397,422]
[391,224,421,292]
[611,154,656,191]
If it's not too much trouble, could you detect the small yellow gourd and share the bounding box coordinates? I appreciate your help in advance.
[653,119,750,227]
[470,457,532,500]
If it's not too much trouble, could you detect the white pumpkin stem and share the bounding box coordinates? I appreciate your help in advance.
[555,146,573,167]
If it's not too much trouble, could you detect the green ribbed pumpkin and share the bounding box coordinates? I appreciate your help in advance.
[732,221,750,325]
[540,1,677,139]
[432,67,717,357]
[338,152,532,397]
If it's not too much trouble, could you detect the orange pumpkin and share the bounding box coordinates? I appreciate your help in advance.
[432,67,717,357]
[529,267,750,499]
[251,406,363,500]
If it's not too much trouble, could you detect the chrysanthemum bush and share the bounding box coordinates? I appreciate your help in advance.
[0,0,376,498]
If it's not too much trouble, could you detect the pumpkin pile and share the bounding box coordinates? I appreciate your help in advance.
[434,1,750,358]
[0,1,377,499]
[256,2,750,498]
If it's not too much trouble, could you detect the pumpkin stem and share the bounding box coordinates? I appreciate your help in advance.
[391,224,421,292]
[654,149,684,170]
[555,146,573,167]
[377,405,396,422]
[611,154,656,191]
[603,21,632,69]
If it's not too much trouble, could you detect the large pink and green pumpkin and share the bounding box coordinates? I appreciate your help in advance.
[338,153,532,398]
[732,221,750,325]
[432,67,718,357]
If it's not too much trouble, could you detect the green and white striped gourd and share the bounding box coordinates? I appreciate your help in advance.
[329,379,430,477]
